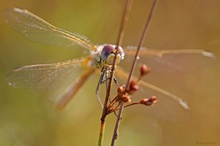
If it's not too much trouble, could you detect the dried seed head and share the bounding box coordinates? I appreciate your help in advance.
[140,96,157,106]
[140,64,151,77]
[122,95,131,103]
[149,96,157,102]
[130,80,136,86]
[130,80,138,90]
[128,80,139,94]
[118,85,124,94]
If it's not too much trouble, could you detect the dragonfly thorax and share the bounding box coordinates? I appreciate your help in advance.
[94,44,125,68]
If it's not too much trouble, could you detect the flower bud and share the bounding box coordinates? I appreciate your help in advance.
[140,64,151,77]
[140,96,157,106]
[128,80,139,94]
[122,95,131,103]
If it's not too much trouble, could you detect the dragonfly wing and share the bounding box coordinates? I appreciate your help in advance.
[3,7,95,53]
[115,66,190,121]
[6,59,86,89]
[55,67,96,110]
[123,47,216,73]
[122,47,217,90]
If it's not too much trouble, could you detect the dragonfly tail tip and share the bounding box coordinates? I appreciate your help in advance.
[202,51,215,58]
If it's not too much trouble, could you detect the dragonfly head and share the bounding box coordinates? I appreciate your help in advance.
[100,44,125,65]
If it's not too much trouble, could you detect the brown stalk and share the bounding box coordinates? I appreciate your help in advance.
[98,0,159,145]
[111,0,159,145]
[98,0,133,146]
[110,0,134,145]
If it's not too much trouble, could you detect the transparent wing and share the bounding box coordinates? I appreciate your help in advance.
[3,7,96,53]
[122,47,217,87]
[124,46,216,73]
[117,47,216,121]
[6,59,86,89]
[115,66,190,121]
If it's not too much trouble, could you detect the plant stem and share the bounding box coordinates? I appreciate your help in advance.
[111,0,159,145]
[111,102,124,146]
[98,119,106,146]
[98,0,133,145]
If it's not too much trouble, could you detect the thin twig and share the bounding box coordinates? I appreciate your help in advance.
[98,0,133,145]
[111,0,159,145]
[98,120,105,146]
[111,103,124,146]
[110,0,134,145]
[125,0,159,88]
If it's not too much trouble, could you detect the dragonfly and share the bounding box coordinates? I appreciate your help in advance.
[4,7,215,121]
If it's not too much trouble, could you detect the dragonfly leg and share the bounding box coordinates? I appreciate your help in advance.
[96,71,106,109]
[113,76,121,86]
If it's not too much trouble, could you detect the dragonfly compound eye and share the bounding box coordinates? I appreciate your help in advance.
[101,45,125,65]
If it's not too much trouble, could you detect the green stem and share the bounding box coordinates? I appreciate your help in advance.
[98,119,106,146]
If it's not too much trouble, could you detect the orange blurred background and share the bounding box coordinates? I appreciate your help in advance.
[0,0,220,146]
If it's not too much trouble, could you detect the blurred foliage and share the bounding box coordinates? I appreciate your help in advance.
[0,0,220,146]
